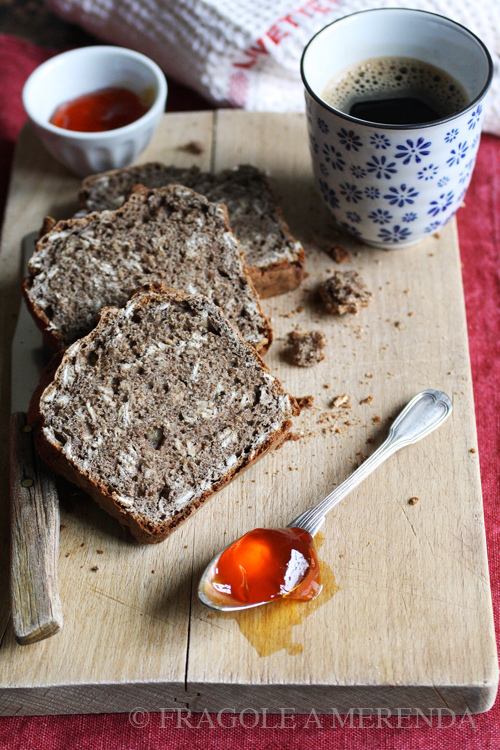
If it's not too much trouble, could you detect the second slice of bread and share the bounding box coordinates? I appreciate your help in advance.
[29,287,298,543]
[79,163,305,298]
[24,185,272,352]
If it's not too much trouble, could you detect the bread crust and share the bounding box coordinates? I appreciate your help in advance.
[39,216,57,238]
[28,287,298,543]
[247,171,305,298]
[247,255,305,299]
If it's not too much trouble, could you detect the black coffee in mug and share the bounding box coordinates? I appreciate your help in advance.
[321,56,469,125]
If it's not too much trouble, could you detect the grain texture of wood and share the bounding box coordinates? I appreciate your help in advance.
[0,111,496,717]
[10,413,62,644]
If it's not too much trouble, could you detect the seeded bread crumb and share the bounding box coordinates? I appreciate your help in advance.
[319,271,372,315]
[29,287,299,543]
[295,395,315,411]
[287,330,326,367]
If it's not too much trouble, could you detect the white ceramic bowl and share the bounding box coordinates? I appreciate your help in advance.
[23,46,167,177]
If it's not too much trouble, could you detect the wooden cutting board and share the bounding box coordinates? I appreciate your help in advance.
[0,112,497,717]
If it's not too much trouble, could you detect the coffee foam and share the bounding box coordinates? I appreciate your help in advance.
[322,57,469,119]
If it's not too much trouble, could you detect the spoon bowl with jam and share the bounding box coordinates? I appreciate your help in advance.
[198,390,452,612]
[200,526,323,612]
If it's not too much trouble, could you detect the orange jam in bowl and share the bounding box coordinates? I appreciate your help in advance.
[50,87,150,132]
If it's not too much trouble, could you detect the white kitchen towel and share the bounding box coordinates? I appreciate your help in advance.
[47,0,500,134]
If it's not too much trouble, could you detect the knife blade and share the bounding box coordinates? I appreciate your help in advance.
[10,232,63,645]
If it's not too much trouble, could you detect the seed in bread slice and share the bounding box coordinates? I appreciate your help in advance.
[78,163,305,298]
[24,184,272,352]
[29,287,299,543]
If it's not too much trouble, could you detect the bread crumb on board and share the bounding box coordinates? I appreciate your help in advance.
[325,244,351,264]
[319,270,372,315]
[282,432,303,444]
[177,140,204,155]
[295,395,315,411]
[287,330,326,367]
[332,394,351,409]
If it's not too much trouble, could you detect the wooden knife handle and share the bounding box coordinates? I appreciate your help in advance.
[10,412,63,645]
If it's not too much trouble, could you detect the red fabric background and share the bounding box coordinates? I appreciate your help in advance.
[0,33,499,749]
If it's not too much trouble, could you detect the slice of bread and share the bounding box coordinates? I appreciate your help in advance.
[29,287,299,543]
[79,163,305,298]
[24,184,272,352]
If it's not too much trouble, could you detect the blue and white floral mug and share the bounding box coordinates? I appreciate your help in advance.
[301,9,493,247]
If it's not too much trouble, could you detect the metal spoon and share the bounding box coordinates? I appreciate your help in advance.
[198,389,452,612]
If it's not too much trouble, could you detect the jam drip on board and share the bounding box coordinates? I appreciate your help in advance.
[207,533,339,657]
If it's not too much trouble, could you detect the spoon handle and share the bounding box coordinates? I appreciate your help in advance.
[289,389,452,537]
